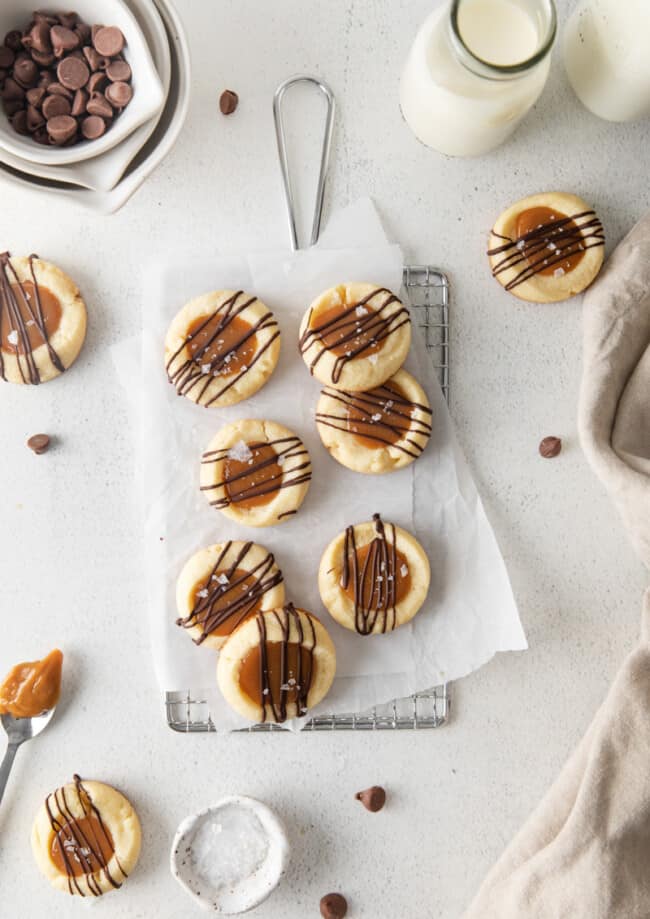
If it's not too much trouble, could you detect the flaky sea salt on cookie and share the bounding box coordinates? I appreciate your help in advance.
[299,283,411,391]
[0,252,87,385]
[165,289,281,407]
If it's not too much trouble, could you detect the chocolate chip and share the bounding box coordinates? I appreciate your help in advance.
[26,86,46,107]
[219,89,238,115]
[47,113,77,144]
[320,893,348,919]
[2,77,25,101]
[82,45,105,71]
[75,22,91,45]
[86,71,107,94]
[81,113,105,139]
[38,70,54,89]
[42,93,71,119]
[33,126,50,144]
[539,436,562,458]
[92,26,124,57]
[59,12,78,30]
[50,25,79,58]
[48,81,72,99]
[3,98,23,116]
[28,20,52,53]
[355,786,386,812]
[13,56,39,87]
[31,49,55,67]
[11,108,29,134]
[91,24,103,44]
[86,91,112,118]
[105,59,130,82]
[27,434,51,454]
[71,88,88,117]
[57,55,89,90]
[105,80,131,108]
[4,31,23,52]
[26,103,45,131]
[0,46,15,68]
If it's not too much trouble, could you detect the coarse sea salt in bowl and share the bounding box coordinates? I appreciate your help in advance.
[170,796,290,914]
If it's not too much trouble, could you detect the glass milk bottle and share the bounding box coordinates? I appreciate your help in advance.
[400,0,557,156]
[563,0,650,122]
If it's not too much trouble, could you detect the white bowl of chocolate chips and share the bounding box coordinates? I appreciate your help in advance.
[0,0,164,165]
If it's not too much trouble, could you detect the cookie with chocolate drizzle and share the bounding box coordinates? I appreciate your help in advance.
[0,252,87,385]
[164,289,281,408]
[176,540,285,649]
[217,604,336,724]
[31,776,141,897]
[200,419,312,527]
[487,192,605,303]
[316,368,432,474]
[318,514,430,635]
[299,283,411,392]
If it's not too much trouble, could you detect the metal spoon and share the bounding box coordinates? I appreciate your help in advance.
[0,708,56,806]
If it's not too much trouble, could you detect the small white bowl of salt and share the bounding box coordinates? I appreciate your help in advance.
[170,795,290,913]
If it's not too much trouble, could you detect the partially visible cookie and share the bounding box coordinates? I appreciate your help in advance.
[299,283,411,391]
[176,540,285,649]
[316,369,432,474]
[165,290,281,407]
[31,775,141,898]
[487,192,605,302]
[0,252,87,385]
[217,604,336,724]
[200,419,312,527]
[318,513,430,635]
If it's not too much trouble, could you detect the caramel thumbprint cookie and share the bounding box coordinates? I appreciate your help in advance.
[487,192,605,302]
[200,419,312,527]
[176,541,285,649]
[165,290,281,407]
[31,775,141,898]
[318,514,430,635]
[0,253,86,385]
[299,283,411,391]
[316,369,432,474]
[217,604,336,724]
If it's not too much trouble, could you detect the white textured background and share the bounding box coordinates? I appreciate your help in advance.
[0,1,648,917]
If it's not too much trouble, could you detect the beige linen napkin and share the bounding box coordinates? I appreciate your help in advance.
[464,214,650,918]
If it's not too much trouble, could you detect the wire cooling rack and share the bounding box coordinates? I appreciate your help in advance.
[166,265,450,733]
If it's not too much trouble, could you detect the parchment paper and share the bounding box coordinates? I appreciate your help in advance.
[127,198,526,730]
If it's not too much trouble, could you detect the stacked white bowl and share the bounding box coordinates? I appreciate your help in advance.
[0,0,190,212]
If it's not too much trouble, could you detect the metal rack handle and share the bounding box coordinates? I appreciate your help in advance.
[273,75,336,251]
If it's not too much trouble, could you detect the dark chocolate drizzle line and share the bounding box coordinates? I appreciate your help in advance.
[256,603,316,723]
[316,381,432,458]
[44,775,126,897]
[166,290,280,406]
[299,287,410,384]
[201,436,311,508]
[176,541,283,643]
[341,513,401,635]
[0,252,64,384]
[487,210,605,291]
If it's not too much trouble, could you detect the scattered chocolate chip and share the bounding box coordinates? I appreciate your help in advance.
[47,112,77,144]
[106,58,130,82]
[105,79,131,108]
[320,893,348,919]
[81,113,105,139]
[539,436,562,458]
[42,93,70,119]
[355,785,386,812]
[93,26,124,57]
[86,91,112,119]
[27,434,50,454]
[219,89,238,115]
[57,55,89,90]
[50,25,80,58]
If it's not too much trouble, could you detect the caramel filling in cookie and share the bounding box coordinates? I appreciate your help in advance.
[240,641,316,708]
[488,207,604,291]
[1,282,62,355]
[224,442,283,509]
[342,514,411,634]
[50,815,115,879]
[300,287,410,384]
[186,313,258,377]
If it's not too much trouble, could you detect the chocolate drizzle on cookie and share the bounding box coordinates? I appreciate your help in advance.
[341,513,407,634]
[299,288,410,384]
[487,209,605,291]
[317,380,432,456]
[166,291,280,406]
[201,436,311,510]
[254,604,316,723]
[0,252,64,384]
[176,542,283,643]
[45,775,126,897]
